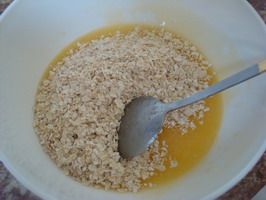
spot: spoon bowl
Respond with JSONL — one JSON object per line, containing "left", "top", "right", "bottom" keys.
{"left": 118, "top": 96, "right": 166, "bottom": 158}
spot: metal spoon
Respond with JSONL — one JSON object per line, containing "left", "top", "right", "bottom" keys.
{"left": 118, "top": 60, "right": 266, "bottom": 159}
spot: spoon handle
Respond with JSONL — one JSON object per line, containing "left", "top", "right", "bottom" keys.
{"left": 165, "top": 60, "right": 266, "bottom": 112}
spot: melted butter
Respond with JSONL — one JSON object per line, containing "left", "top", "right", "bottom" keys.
{"left": 42, "top": 24, "right": 222, "bottom": 189}
{"left": 143, "top": 88, "right": 222, "bottom": 187}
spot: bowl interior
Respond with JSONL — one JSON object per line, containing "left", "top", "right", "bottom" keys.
{"left": 0, "top": 0, "right": 266, "bottom": 200}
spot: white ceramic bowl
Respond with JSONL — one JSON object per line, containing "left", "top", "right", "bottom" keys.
{"left": 1, "top": 0, "right": 266, "bottom": 200}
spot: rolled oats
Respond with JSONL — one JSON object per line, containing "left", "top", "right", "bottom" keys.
{"left": 34, "top": 27, "right": 212, "bottom": 192}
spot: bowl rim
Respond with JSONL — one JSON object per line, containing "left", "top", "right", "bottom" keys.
{"left": 0, "top": 0, "right": 266, "bottom": 200}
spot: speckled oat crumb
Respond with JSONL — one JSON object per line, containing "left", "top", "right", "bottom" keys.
{"left": 34, "top": 27, "right": 212, "bottom": 192}
{"left": 170, "top": 160, "right": 178, "bottom": 168}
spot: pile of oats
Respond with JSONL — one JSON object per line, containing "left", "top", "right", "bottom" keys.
{"left": 34, "top": 27, "right": 212, "bottom": 192}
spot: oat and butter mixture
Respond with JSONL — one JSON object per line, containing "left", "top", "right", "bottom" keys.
{"left": 34, "top": 27, "right": 212, "bottom": 192}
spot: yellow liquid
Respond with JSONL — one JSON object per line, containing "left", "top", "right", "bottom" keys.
{"left": 144, "top": 94, "right": 222, "bottom": 186}
{"left": 43, "top": 24, "right": 223, "bottom": 189}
